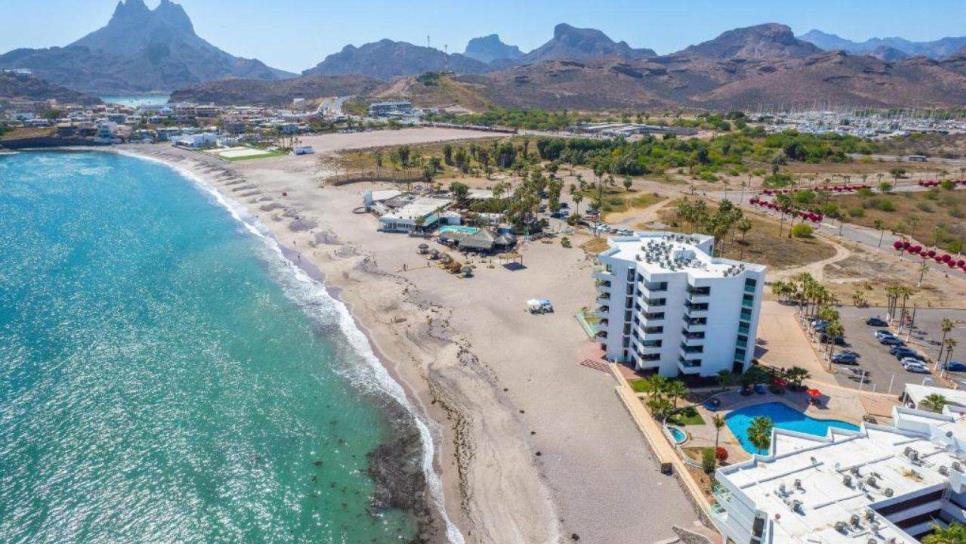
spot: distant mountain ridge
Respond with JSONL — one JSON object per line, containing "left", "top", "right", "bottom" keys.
{"left": 170, "top": 74, "right": 380, "bottom": 106}
{"left": 0, "top": 0, "right": 292, "bottom": 94}
{"left": 0, "top": 71, "right": 101, "bottom": 106}
{"left": 302, "top": 40, "right": 490, "bottom": 80}
{"left": 799, "top": 29, "right": 966, "bottom": 60}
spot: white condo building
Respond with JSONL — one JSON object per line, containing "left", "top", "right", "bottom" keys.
{"left": 594, "top": 232, "right": 766, "bottom": 377}
{"left": 713, "top": 404, "right": 966, "bottom": 543}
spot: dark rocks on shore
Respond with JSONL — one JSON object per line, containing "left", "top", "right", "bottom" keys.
{"left": 366, "top": 399, "right": 445, "bottom": 544}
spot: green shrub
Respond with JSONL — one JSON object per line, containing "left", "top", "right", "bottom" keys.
{"left": 941, "top": 180, "right": 956, "bottom": 190}
{"left": 916, "top": 202, "right": 934, "bottom": 213}
{"left": 848, "top": 207, "right": 865, "bottom": 218}
{"left": 790, "top": 224, "right": 814, "bottom": 238}
{"left": 702, "top": 448, "right": 717, "bottom": 474}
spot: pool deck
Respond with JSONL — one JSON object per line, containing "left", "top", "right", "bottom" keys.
{"left": 682, "top": 388, "right": 871, "bottom": 463}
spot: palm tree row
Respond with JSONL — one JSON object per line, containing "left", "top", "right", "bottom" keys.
{"left": 638, "top": 375, "right": 689, "bottom": 420}
{"left": 771, "top": 272, "right": 837, "bottom": 319}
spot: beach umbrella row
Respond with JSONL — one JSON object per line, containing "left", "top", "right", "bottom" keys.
{"left": 894, "top": 240, "right": 966, "bottom": 272}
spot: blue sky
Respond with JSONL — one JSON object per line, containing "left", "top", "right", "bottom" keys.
{"left": 2, "top": 0, "right": 964, "bottom": 72}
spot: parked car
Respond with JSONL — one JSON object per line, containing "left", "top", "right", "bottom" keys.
{"left": 903, "top": 361, "right": 930, "bottom": 374}
{"left": 875, "top": 330, "right": 896, "bottom": 339}
{"left": 944, "top": 361, "right": 966, "bottom": 372}
{"left": 866, "top": 317, "right": 888, "bottom": 327}
{"left": 880, "top": 336, "right": 904, "bottom": 346}
{"left": 891, "top": 348, "right": 924, "bottom": 361}
{"left": 840, "top": 350, "right": 861, "bottom": 359}
{"left": 832, "top": 352, "right": 859, "bottom": 365}
{"left": 820, "top": 333, "right": 846, "bottom": 346}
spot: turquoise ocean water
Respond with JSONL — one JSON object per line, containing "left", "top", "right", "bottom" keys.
{"left": 0, "top": 151, "right": 432, "bottom": 543}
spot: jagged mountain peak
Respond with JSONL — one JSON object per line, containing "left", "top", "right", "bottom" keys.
{"left": 0, "top": 0, "right": 291, "bottom": 94}
{"left": 464, "top": 34, "right": 523, "bottom": 64}
{"left": 523, "top": 23, "right": 656, "bottom": 63}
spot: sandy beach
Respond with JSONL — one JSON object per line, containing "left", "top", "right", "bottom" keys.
{"left": 116, "top": 130, "right": 699, "bottom": 543}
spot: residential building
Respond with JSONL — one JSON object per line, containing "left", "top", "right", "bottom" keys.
{"left": 713, "top": 404, "right": 966, "bottom": 543}
{"left": 594, "top": 232, "right": 765, "bottom": 377}
{"left": 368, "top": 101, "right": 414, "bottom": 118}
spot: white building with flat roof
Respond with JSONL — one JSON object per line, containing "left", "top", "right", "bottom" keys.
{"left": 713, "top": 405, "right": 966, "bottom": 544}
{"left": 594, "top": 232, "right": 765, "bottom": 377}
{"left": 378, "top": 196, "right": 451, "bottom": 233}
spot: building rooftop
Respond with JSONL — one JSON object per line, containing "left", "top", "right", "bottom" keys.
{"left": 381, "top": 197, "right": 451, "bottom": 222}
{"left": 717, "top": 406, "right": 966, "bottom": 543}
{"left": 600, "top": 232, "right": 765, "bottom": 279}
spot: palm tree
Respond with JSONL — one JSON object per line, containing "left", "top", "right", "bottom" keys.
{"left": 639, "top": 375, "right": 668, "bottom": 399}
{"left": 923, "top": 522, "right": 966, "bottom": 544}
{"left": 785, "top": 367, "right": 811, "bottom": 390}
{"left": 920, "top": 393, "right": 948, "bottom": 413}
{"left": 664, "top": 380, "right": 688, "bottom": 409}
{"left": 938, "top": 318, "right": 956, "bottom": 361}
{"left": 944, "top": 338, "right": 958, "bottom": 365}
{"left": 712, "top": 415, "right": 725, "bottom": 449}
{"left": 748, "top": 416, "right": 774, "bottom": 453}
{"left": 873, "top": 219, "right": 886, "bottom": 248}
{"left": 826, "top": 321, "right": 845, "bottom": 362}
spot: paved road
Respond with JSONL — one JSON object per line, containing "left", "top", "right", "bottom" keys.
{"left": 827, "top": 307, "right": 966, "bottom": 396}
{"left": 705, "top": 185, "right": 966, "bottom": 263}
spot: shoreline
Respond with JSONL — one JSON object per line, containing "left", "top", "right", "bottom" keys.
{"left": 106, "top": 144, "right": 559, "bottom": 543}
{"left": 56, "top": 140, "right": 701, "bottom": 543}
{"left": 115, "top": 147, "right": 464, "bottom": 542}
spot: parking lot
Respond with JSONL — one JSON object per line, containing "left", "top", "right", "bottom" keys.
{"left": 827, "top": 307, "right": 966, "bottom": 395}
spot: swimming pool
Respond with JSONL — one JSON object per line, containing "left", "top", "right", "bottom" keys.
{"left": 666, "top": 425, "right": 688, "bottom": 444}
{"left": 439, "top": 225, "right": 480, "bottom": 235}
{"left": 725, "top": 402, "right": 859, "bottom": 455}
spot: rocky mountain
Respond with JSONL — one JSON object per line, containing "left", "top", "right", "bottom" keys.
{"left": 0, "top": 0, "right": 291, "bottom": 95}
{"left": 398, "top": 24, "right": 966, "bottom": 111}
{"left": 867, "top": 46, "right": 909, "bottom": 62}
{"left": 0, "top": 71, "right": 101, "bottom": 106}
{"left": 799, "top": 29, "right": 966, "bottom": 60}
{"left": 302, "top": 40, "right": 490, "bottom": 81}
{"left": 169, "top": 74, "right": 380, "bottom": 106}
{"left": 463, "top": 34, "right": 523, "bottom": 64}
{"left": 679, "top": 23, "right": 822, "bottom": 60}
{"left": 521, "top": 23, "right": 656, "bottom": 63}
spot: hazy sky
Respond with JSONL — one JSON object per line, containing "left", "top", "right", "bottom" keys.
{"left": 2, "top": 0, "right": 965, "bottom": 73}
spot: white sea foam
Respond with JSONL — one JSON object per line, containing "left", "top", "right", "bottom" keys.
{"left": 117, "top": 149, "right": 465, "bottom": 544}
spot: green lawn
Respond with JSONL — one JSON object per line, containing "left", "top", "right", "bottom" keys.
{"left": 669, "top": 407, "right": 705, "bottom": 426}
{"left": 221, "top": 149, "right": 288, "bottom": 162}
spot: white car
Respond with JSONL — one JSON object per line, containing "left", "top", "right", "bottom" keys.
{"left": 902, "top": 361, "right": 930, "bottom": 374}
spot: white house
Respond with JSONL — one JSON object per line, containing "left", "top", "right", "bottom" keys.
{"left": 594, "top": 232, "right": 765, "bottom": 377}
{"left": 378, "top": 197, "right": 452, "bottom": 233}
{"left": 714, "top": 405, "right": 966, "bottom": 543}
{"left": 174, "top": 132, "right": 217, "bottom": 148}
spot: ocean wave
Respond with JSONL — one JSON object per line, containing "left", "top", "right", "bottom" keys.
{"left": 118, "top": 150, "right": 464, "bottom": 544}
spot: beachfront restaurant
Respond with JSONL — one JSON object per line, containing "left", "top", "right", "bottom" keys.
{"left": 378, "top": 197, "right": 452, "bottom": 233}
